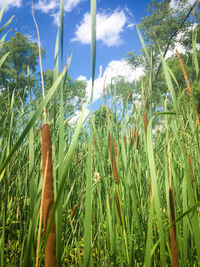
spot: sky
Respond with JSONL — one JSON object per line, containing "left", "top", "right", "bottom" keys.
{"left": 1, "top": 0, "right": 150, "bottom": 102}
{"left": 0, "top": 0, "right": 197, "bottom": 121}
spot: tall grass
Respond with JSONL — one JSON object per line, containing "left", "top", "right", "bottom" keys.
{"left": 0, "top": 0, "right": 200, "bottom": 266}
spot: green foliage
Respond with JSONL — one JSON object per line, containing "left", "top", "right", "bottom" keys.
{"left": 43, "top": 69, "right": 87, "bottom": 117}
{"left": 0, "top": 32, "right": 44, "bottom": 99}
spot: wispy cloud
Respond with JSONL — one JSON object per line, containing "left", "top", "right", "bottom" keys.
{"left": 33, "top": 0, "right": 83, "bottom": 26}
{"left": 0, "top": 0, "right": 22, "bottom": 9}
{"left": 25, "top": 33, "right": 38, "bottom": 43}
{"left": 70, "top": 59, "right": 143, "bottom": 125}
{"left": 77, "top": 59, "right": 144, "bottom": 103}
{"left": 72, "top": 9, "right": 128, "bottom": 47}
{"left": 34, "top": 0, "right": 83, "bottom": 14}
{"left": 34, "top": 0, "right": 58, "bottom": 14}
{"left": 64, "top": 0, "right": 83, "bottom": 12}
{"left": 170, "top": 0, "right": 197, "bottom": 10}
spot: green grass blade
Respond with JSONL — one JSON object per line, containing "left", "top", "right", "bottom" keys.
{"left": 56, "top": 2, "right": 65, "bottom": 261}
{"left": 53, "top": 30, "right": 59, "bottom": 128}
{"left": 136, "top": 25, "right": 151, "bottom": 67}
{"left": 60, "top": 0, "right": 64, "bottom": 68}
{"left": 0, "top": 0, "right": 7, "bottom": 23}
{"left": 0, "top": 65, "right": 67, "bottom": 175}
{"left": 161, "top": 55, "right": 178, "bottom": 115}
{"left": 192, "top": 30, "right": 199, "bottom": 78}
{"left": 147, "top": 118, "right": 166, "bottom": 266}
{"left": 0, "top": 15, "right": 14, "bottom": 35}
{"left": 84, "top": 120, "right": 93, "bottom": 266}
{"left": 0, "top": 51, "right": 10, "bottom": 68}
{"left": 90, "top": 0, "right": 96, "bottom": 103}
{"left": 144, "top": 199, "right": 153, "bottom": 267}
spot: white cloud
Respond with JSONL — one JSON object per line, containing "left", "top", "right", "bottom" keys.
{"left": 170, "top": 0, "right": 196, "bottom": 10}
{"left": 127, "top": 23, "right": 134, "bottom": 29}
{"left": 0, "top": 0, "right": 22, "bottom": 9}
{"left": 77, "top": 75, "right": 87, "bottom": 81}
{"left": 68, "top": 107, "right": 90, "bottom": 127}
{"left": 83, "top": 59, "right": 144, "bottom": 103}
{"left": 34, "top": 0, "right": 83, "bottom": 17}
{"left": 64, "top": 0, "right": 83, "bottom": 12}
{"left": 51, "top": 11, "right": 60, "bottom": 26}
{"left": 165, "top": 43, "right": 186, "bottom": 59}
{"left": 164, "top": 26, "right": 198, "bottom": 59}
{"left": 72, "top": 9, "right": 127, "bottom": 47}
{"left": 69, "top": 59, "right": 143, "bottom": 126}
{"left": 25, "top": 33, "right": 38, "bottom": 43}
{"left": 34, "top": 0, "right": 57, "bottom": 13}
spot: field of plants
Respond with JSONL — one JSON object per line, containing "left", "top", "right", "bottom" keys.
{"left": 0, "top": 0, "right": 200, "bottom": 266}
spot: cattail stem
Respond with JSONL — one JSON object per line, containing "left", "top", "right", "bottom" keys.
{"left": 144, "top": 112, "right": 148, "bottom": 142}
{"left": 41, "top": 124, "right": 57, "bottom": 267}
{"left": 115, "top": 189, "right": 122, "bottom": 226}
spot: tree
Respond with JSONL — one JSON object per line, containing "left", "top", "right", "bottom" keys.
{"left": 94, "top": 105, "right": 119, "bottom": 131}
{"left": 0, "top": 32, "right": 44, "bottom": 99}
{"left": 43, "top": 69, "right": 87, "bottom": 117}
{"left": 125, "top": 0, "right": 200, "bottom": 112}
{"left": 106, "top": 75, "right": 141, "bottom": 110}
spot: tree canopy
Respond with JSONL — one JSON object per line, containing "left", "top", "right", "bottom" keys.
{"left": 0, "top": 32, "right": 43, "bottom": 99}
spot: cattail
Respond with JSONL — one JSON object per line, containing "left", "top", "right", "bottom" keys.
{"left": 123, "top": 134, "right": 126, "bottom": 147}
{"left": 41, "top": 124, "right": 57, "bottom": 267}
{"left": 183, "top": 146, "right": 194, "bottom": 182}
{"left": 67, "top": 204, "right": 77, "bottom": 224}
{"left": 75, "top": 151, "right": 79, "bottom": 164}
{"left": 176, "top": 49, "right": 199, "bottom": 125}
{"left": 107, "top": 195, "right": 110, "bottom": 207}
{"left": 112, "top": 150, "right": 118, "bottom": 184}
{"left": 169, "top": 187, "right": 179, "bottom": 267}
{"left": 136, "top": 132, "right": 140, "bottom": 150}
{"left": 129, "top": 127, "right": 132, "bottom": 145}
{"left": 188, "top": 156, "right": 194, "bottom": 182}
{"left": 109, "top": 133, "right": 112, "bottom": 160}
{"left": 92, "top": 211, "right": 94, "bottom": 225}
{"left": 94, "top": 138, "right": 97, "bottom": 148}
{"left": 115, "top": 189, "right": 122, "bottom": 226}
{"left": 133, "top": 126, "right": 136, "bottom": 143}
{"left": 143, "top": 112, "right": 148, "bottom": 142}
{"left": 113, "top": 137, "right": 117, "bottom": 156}
{"left": 111, "top": 137, "right": 118, "bottom": 184}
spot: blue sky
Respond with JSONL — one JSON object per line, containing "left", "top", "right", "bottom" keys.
{"left": 1, "top": 1, "right": 149, "bottom": 88}
{"left": 1, "top": 0, "right": 195, "bottom": 117}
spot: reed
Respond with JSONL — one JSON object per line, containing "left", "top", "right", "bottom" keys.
{"left": 41, "top": 124, "right": 56, "bottom": 266}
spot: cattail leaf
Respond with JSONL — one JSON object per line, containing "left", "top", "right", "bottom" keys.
{"left": 53, "top": 30, "right": 59, "bottom": 128}
{"left": 90, "top": 0, "right": 96, "bottom": 103}
{"left": 84, "top": 120, "right": 93, "bottom": 266}
{"left": 0, "top": 15, "right": 14, "bottom": 35}
{"left": 192, "top": 30, "right": 199, "bottom": 78}
{"left": 147, "top": 118, "right": 166, "bottom": 266}
{"left": 136, "top": 25, "right": 151, "bottom": 67}
{"left": 0, "top": 51, "right": 10, "bottom": 69}
{"left": 144, "top": 199, "right": 153, "bottom": 267}
{"left": 171, "top": 121, "right": 200, "bottom": 262}
{"left": 56, "top": 2, "right": 65, "bottom": 261}
{"left": 0, "top": 64, "right": 67, "bottom": 175}
{"left": 161, "top": 55, "right": 178, "bottom": 116}
{"left": 0, "top": 0, "right": 7, "bottom": 24}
